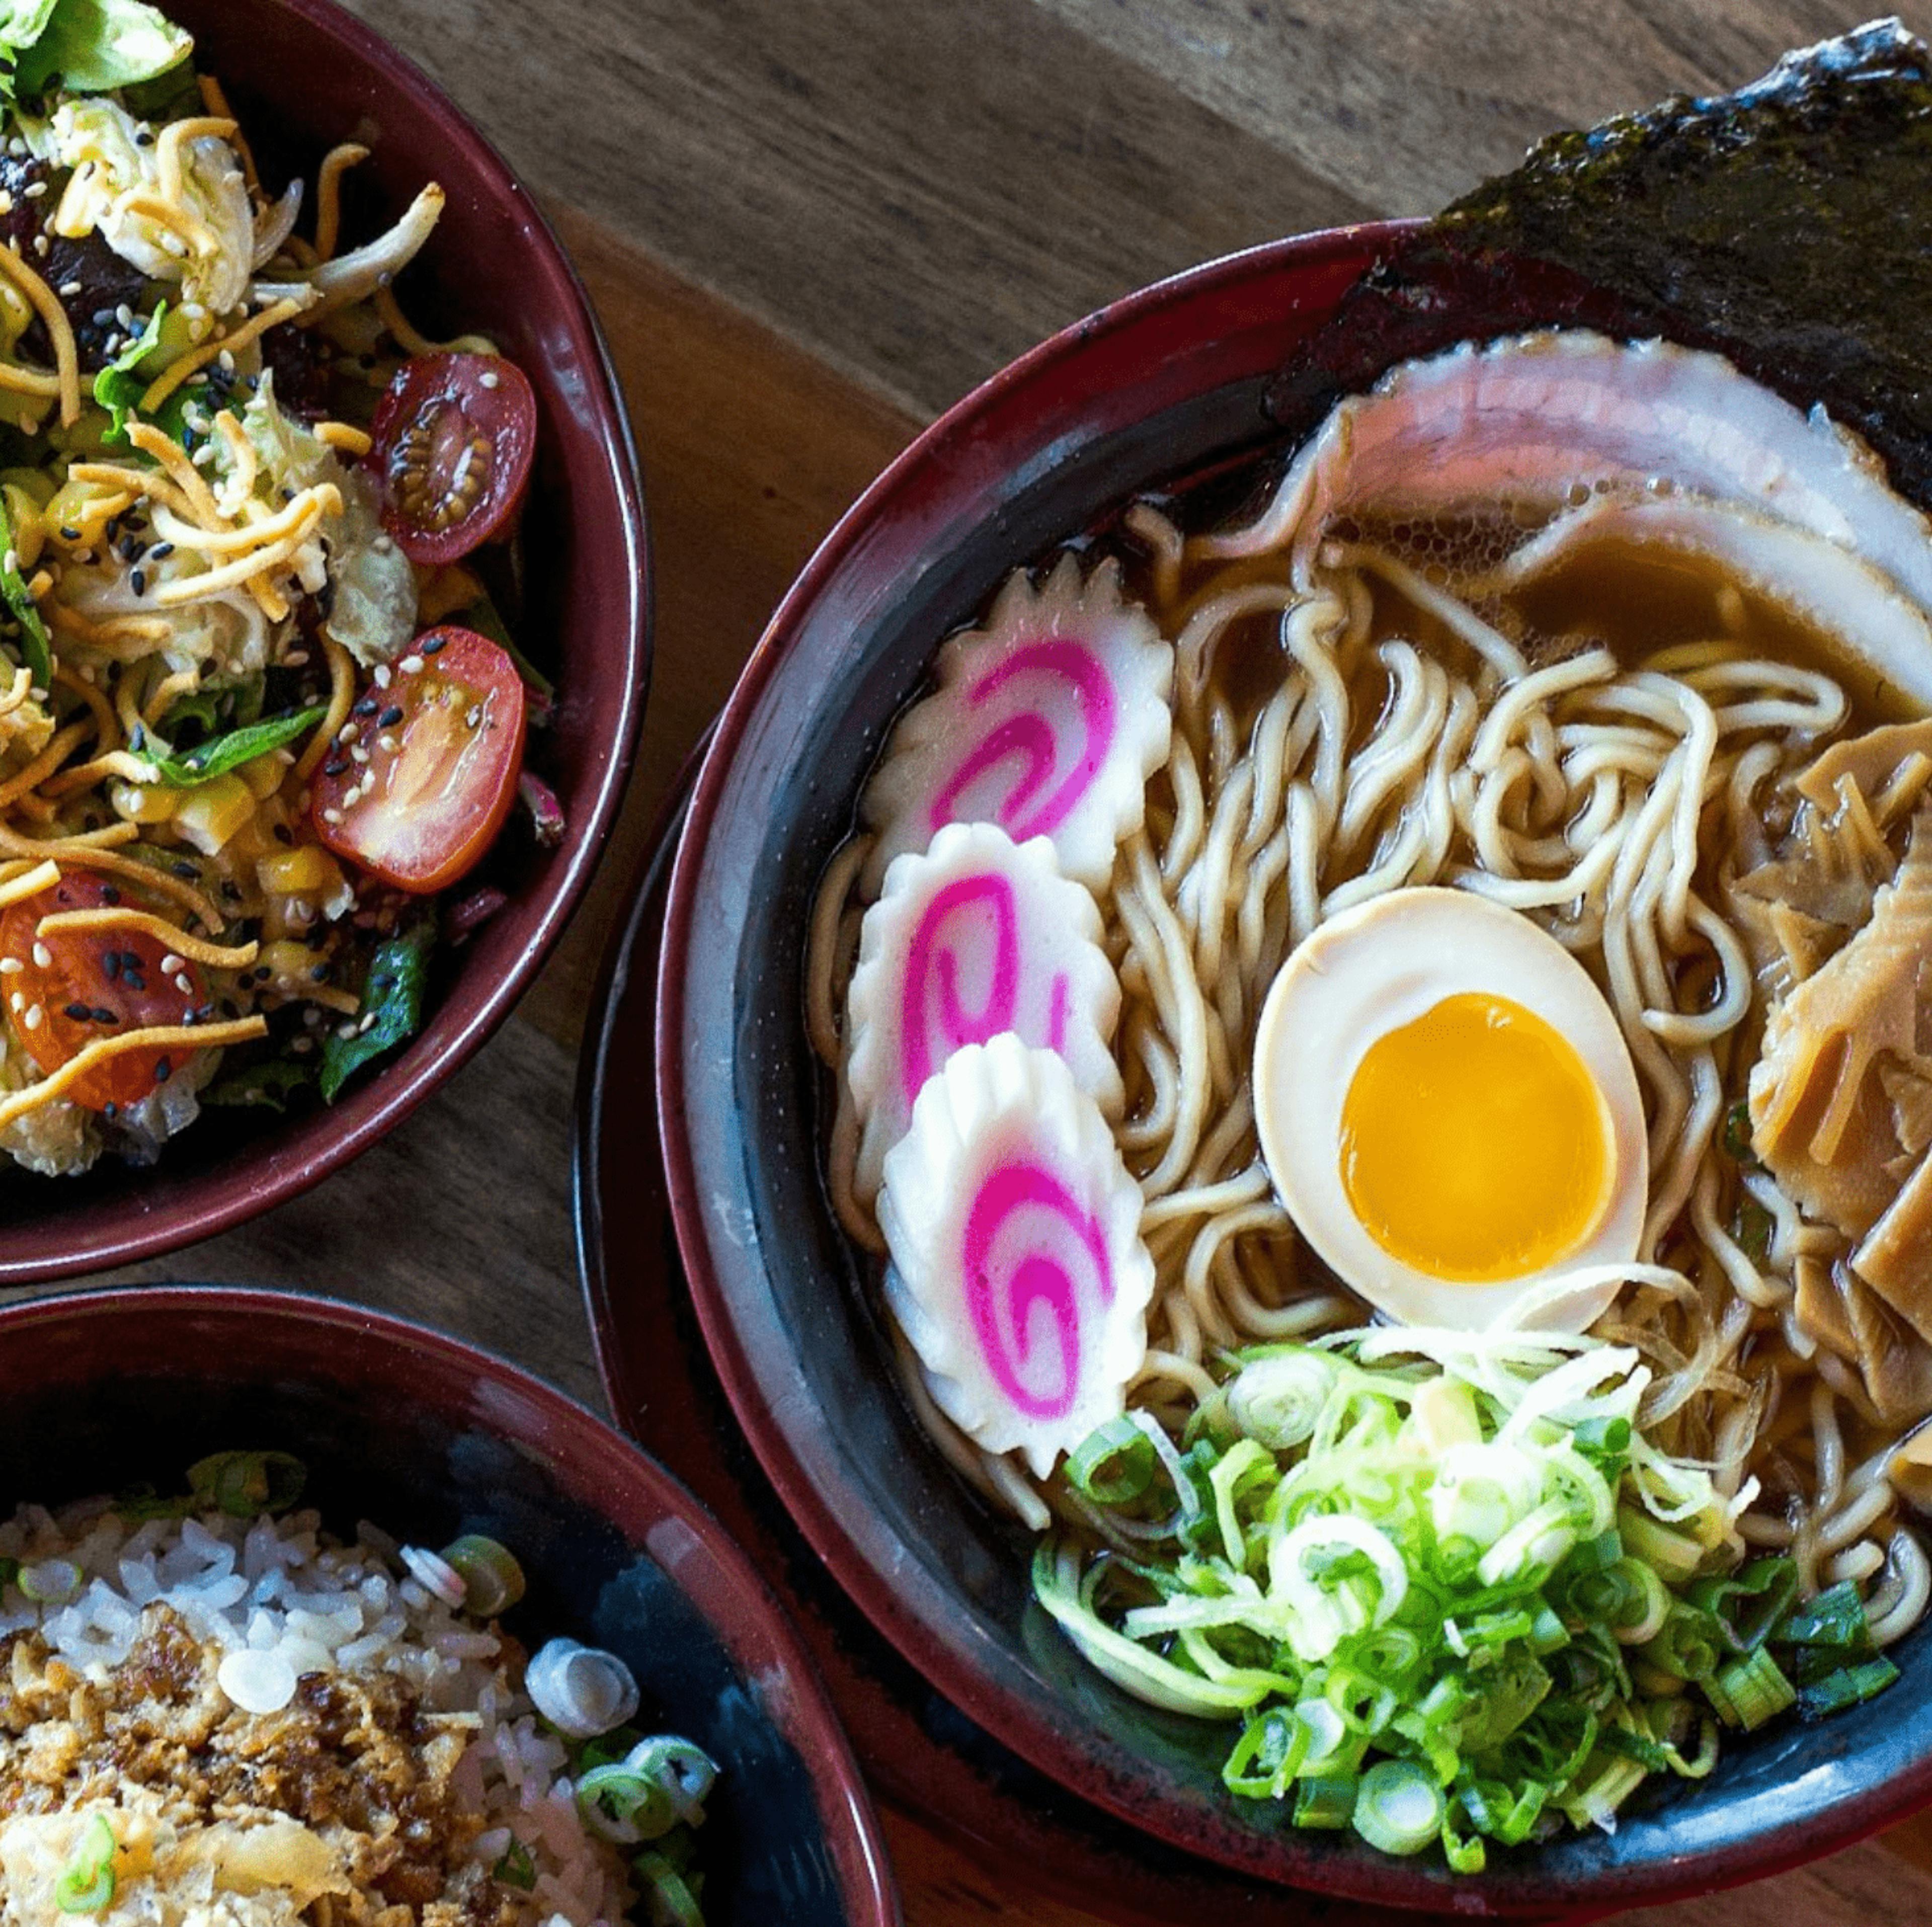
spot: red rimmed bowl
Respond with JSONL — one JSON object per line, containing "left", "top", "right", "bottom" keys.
{"left": 653, "top": 223, "right": 1932, "bottom": 1916}
{"left": 0, "top": 1285, "right": 897, "bottom": 1926}
{"left": 0, "top": 0, "right": 647, "bottom": 1280}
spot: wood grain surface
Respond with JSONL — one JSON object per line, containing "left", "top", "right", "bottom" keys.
{"left": 21, "top": 2, "right": 1932, "bottom": 1920}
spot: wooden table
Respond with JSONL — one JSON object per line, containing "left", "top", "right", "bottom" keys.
{"left": 40, "top": 1, "right": 1932, "bottom": 1920}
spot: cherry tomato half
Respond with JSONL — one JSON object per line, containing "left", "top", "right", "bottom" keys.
{"left": 310, "top": 624, "right": 527, "bottom": 894}
{"left": 369, "top": 352, "right": 537, "bottom": 565}
{"left": 0, "top": 873, "right": 207, "bottom": 1112}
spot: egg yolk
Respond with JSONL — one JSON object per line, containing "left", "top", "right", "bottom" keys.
{"left": 1339, "top": 991, "right": 1613, "bottom": 1282}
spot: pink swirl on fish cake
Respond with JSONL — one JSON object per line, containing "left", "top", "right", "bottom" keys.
{"left": 928, "top": 640, "right": 1116, "bottom": 842}
{"left": 961, "top": 1158, "right": 1114, "bottom": 1421}
{"left": 899, "top": 873, "right": 1021, "bottom": 1105}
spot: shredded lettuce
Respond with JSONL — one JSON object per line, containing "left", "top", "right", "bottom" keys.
{"left": 1039, "top": 1334, "right": 1895, "bottom": 1870}
{"left": 15, "top": 0, "right": 190, "bottom": 97}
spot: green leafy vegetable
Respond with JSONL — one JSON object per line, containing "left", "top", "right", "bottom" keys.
{"left": 319, "top": 912, "right": 436, "bottom": 1102}
{"left": 0, "top": 487, "right": 50, "bottom": 692}
{"left": 200, "top": 1055, "right": 316, "bottom": 1114}
{"left": 93, "top": 302, "right": 174, "bottom": 446}
{"left": 15, "top": 0, "right": 191, "bottom": 97}
{"left": 144, "top": 705, "right": 325, "bottom": 787}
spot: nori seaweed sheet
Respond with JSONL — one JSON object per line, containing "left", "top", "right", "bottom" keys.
{"left": 1267, "top": 19, "right": 1932, "bottom": 509}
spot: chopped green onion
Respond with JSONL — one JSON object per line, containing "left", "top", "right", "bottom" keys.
{"left": 576, "top": 1762, "right": 675, "bottom": 1843}
{"left": 492, "top": 1835, "right": 537, "bottom": 1891}
{"left": 20, "top": 1558, "right": 81, "bottom": 1605}
{"left": 633, "top": 1848, "right": 707, "bottom": 1927}
{"left": 1705, "top": 1645, "right": 1795, "bottom": 1731}
{"left": 1638, "top": 1602, "right": 1726, "bottom": 1682}
{"left": 1688, "top": 1556, "right": 1797, "bottom": 1654}
{"left": 1734, "top": 1195, "right": 1774, "bottom": 1264}
{"left": 1293, "top": 1772, "right": 1357, "bottom": 1829}
{"left": 55, "top": 1813, "right": 116, "bottom": 1914}
{"left": 1721, "top": 1100, "right": 1759, "bottom": 1164}
{"left": 1775, "top": 1580, "right": 1870, "bottom": 1652}
{"left": 1616, "top": 1507, "right": 1704, "bottom": 1585}
{"left": 1223, "top": 1706, "right": 1309, "bottom": 1798}
{"left": 1352, "top": 1760, "right": 1445, "bottom": 1856}
{"left": 1571, "top": 1416, "right": 1632, "bottom": 1458}
{"left": 1439, "top": 1798, "right": 1488, "bottom": 1874}
{"left": 1067, "top": 1417, "right": 1156, "bottom": 1505}
{"left": 187, "top": 1451, "right": 306, "bottom": 1517}
{"left": 442, "top": 1535, "right": 527, "bottom": 1617}
{"left": 1796, "top": 1657, "right": 1899, "bottom": 1719}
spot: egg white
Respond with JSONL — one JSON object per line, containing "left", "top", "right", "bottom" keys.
{"left": 1252, "top": 887, "right": 1647, "bottom": 1333}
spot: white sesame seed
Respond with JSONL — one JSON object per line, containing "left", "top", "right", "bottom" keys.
{"left": 7, "top": 992, "right": 21, "bottom": 1013}
{"left": 321, "top": 807, "right": 343, "bottom": 824}
{"left": 56, "top": 281, "right": 79, "bottom": 298}
{"left": 0, "top": 957, "right": 19, "bottom": 974}
{"left": 217, "top": 348, "right": 235, "bottom": 373}
{"left": 342, "top": 784, "right": 362, "bottom": 807}
{"left": 284, "top": 650, "right": 309, "bottom": 666}
{"left": 399, "top": 655, "right": 423, "bottom": 675}
{"left": 336, "top": 722, "right": 358, "bottom": 744}
{"left": 358, "top": 1012, "right": 376, "bottom": 1033}
{"left": 31, "top": 234, "right": 47, "bottom": 258}
{"left": 479, "top": 370, "right": 501, "bottom": 389}
{"left": 173, "top": 973, "right": 192, "bottom": 995}
{"left": 372, "top": 534, "right": 393, "bottom": 554}
{"left": 464, "top": 705, "right": 481, "bottom": 729}
{"left": 336, "top": 1021, "right": 357, "bottom": 1039}
{"left": 349, "top": 745, "right": 368, "bottom": 765}
{"left": 377, "top": 733, "right": 398, "bottom": 754}
{"left": 23, "top": 1004, "right": 41, "bottom": 1030}
{"left": 3, "top": 549, "right": 16, "bottom": 576}
{"left": 30, "top": 943, "right": 49, "bottom": 968}
{"left": 160, "top": 953, "right": 183, "bottom": 975}
{"left": 373, "top": 665, "right": 391, "bottom": 689}
{"left": 115, "top": 304, "right": 133, "bottom": 329}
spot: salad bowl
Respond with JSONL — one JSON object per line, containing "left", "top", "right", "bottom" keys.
{"left": 0, "top": 0, "right": 647, "bottom": 1278}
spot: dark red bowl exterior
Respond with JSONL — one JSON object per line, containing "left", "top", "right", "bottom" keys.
{"left": 0, "top": 0, "right": 648, "bottom": 1279}
{"left": 655, "top": 224, "right": 1932, "bottom": 1915}
{"left": 0, "top": 1286, "right": 896, "bottom": 1927}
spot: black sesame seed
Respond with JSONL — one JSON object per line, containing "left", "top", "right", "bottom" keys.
{"left": 352, "top": 697, "right": 379, "bottom": 717}
{"left": 130, "top": 568, "right": 146, "bottom": 596}
{"left": 103, "top": 951, "right": 121, "bottom": 980}
{"left": 91, "top": 1005, "right": 116, "bottom": 1024}
{"left": 61, "top": 1001, "right": 91, "bottom": 1020}
{"left": 152, "top": 1056, "right": 171, "bottom": 1082}
{"left": 323, "top": 758, "right": 348, "bottom": 776}
{"left": 420, "top": 635, "right": 446, "bottom": 655}
{"left": 122, "top": 972, "right": 145, "bottom": 992}
{"left": 309, "top": 964, "right": 329, "bottom": 983}
{"left": 90, "top": 307, "right": 114, "bottom": 326}
{"left": 102, "top": 1100, "right": 117, "bottom": 1119}
{"left": 100, "top": 886, "right": 119, "bottom": 906}
{"left": 379, "top": 705, "right": 404, "bottom": 728}
{"left": 273, "top": 823, "right": 293, "bottom": 844}
{"left": 170, "top": 860, "right": 197, "bottom": 879}
{"left": 148, "top": 542, "right": 174, "bottom": 560}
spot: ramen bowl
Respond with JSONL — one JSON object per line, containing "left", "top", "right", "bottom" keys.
{"left": 654, "top": 224, "right": 1932, "bottom": 1915}
{"left": 0, "top": 1286, "right": 895, "bottom": 1925}
{"left": 0, "top": 0, "right": 647, "bottom": 1279}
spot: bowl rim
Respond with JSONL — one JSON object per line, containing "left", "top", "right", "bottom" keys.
{"left": 0, "top": 0, "right": 651, "bottom": 1283}
{"left": 654, "top": 218, "right": 1932, "bottom": 1913}
{"left": 0, "top": 1280, "right": 900, "bottom": 1927}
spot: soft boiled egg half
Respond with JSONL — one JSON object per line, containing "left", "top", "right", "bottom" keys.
{"left": 1253, "top": 887, "right": 1647, "bottom": 1332}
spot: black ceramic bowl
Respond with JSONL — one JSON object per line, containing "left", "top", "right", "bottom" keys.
{"left": 654, "top": 223, "right": 1932, "bottom": 1916}
{"left": 0, "top": 1287, "right": 897, "bottom": 1927}
{"left": 0, "top": 0, "right": 649, "bottom": 1280}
